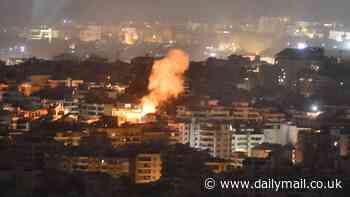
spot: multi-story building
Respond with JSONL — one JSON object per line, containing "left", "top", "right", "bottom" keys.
{"left": 133, "top": 153, "right": 162, "bottom": 184}
{"left": 29, "top": 26, "right": 59, "bottom": 43}
{"left": 339, "top": 130, "right": 350, "bottom": 157}
{"left": 79, "top": 25, "right": 102, "bottom": 42}
{"left": 275, "top": 47, "right": 326, "bottom": 89}
{"left": 329, "top": 30, "right": 350, "bottom": 42}
{"left": 20, "top": 106, "right": 48, "bottom": 121}
{"left": 54, "top": 131, "right": 83, "bottom": 147}
{"left": 0, "top": 110, "right": 31, "bottom": 133}
{"left": 330, "top": 127, "right": 350, "bottom": 157}
{"left": 11, "top": 136, "right": 63, "bottom": 171}
{"left": 295, "top": 130, "right": 337, "bottom": 169}
{"left": 205, "top": 159, "right": 235, "bottom": 173}
{"left": 62, "top": 99, "right": 80, "bottom": 115}
{"left": 176, "top": 105, "right": 232, "bottom": 121}
{"left": 259, "top": 108, "right": 286, "bottom": 123}
{"left": 97, "top": 123, "right": 179, "bottom": 148}
{"left": 232, "top": 125, "right": 264, "bottom": 157}
{"left": 63, "top": 156, "right": 130, "bottom": 177}
{"left": 263, "top": 123, "right": 282, "bottom": 144}
{"left": 264, "top": 122, "right": 307, "bottom": 146}
{"left": 9, "top": 118, "right": 31, "bottom": 132}
{"left": 232, "top": 102, "right": 262, "bottom": 122}
{"left": 186, "top": 120, "right": 232, "bottom": 159}
{"left": 111, "top": 104, "right": 144, "bottom": 126}
{"left": 167, "top": 121, "right": 188, "bottom": 144}
{"left": 80, "top": 103, "right": 105, "bottom": 118}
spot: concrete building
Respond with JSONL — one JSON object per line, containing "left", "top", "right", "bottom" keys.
{"left": 111, "top": 104, "right": 143, "bottom": 126}
{"left": 63, "top": 156, "right": 130, "bottom": 177}
{"left": 275, "top": 47, "right": 325, "bottom": 89}
{"left": 232, "top": 130, "right": 264, "bottom": 157}
{"left": 205, "top": 159, "right": 235, "bottom": 173}
{"left": 79, "top": 25, "right": 102, "bottom": 42}
{"left": 264, "top": 122, "right": 307, "bottom": 146}
{"left": 167, "top": 121, "right": 188, "bottom": 144}
{"left": 133, "top": 153, "right": 162, "bottom": 184}
{"left": 54, "top": 131, "right": 83, "bottom": 147}
{"left": 232, "top": 102, "right": 262, "bottom": 122}
{"left": 62, "top": 99, "right": 80, "bottom": 115}
{"left": 176, "top": 105, "right": 232, "bottom": 121}
{"left": 80, "top": 103, "right": 105, "bottom": 118}
{"left": 29, "top": 26, "right": 59, "bottom": 43}
{"left": 295, "top": 130, "right": 337, "bottom": 169}
{"left": 187, "top": 120, "right": 232, "bottom": 159}
{"left": 259, "top": 108, "right": 286, "bottom": 123}
{"left": 330, "top": 127, "right": 350, "bottom": 158}
{"left": 97, "top": 123, "right": 178, "bottom": 148}
{"left": 339, "top": 131, "right": 350, "bottom": 157}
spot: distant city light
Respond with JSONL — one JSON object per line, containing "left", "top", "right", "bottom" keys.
{"left": 20, "top": 46, "right": 25, "bottom": 53}
{"left": 209, "top": 52, "right": 217, "bottom": 57}
{"left": 297, "top": 42, "right": 308, "bottom": 49}
{"left": 334, "top": 141, "right": 338, "bottom": 147}
{"left": 311, "top": 104, "right": 319, "bottom": 112}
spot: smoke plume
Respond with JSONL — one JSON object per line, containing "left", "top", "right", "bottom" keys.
{"left": 141, "top": 49, "right": 189, "bottom": 114}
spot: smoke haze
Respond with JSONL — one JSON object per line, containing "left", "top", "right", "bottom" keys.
{"left": 2, "top": 0, "right": 350, "bottom": 25}
{"left": 141, "top": 49, "right": 190, "bottom": 114}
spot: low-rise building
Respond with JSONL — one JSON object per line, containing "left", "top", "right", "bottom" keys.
{"left": 205, "top": 159, "right": 235, "bottom": 173}
{"left": 63, "top": 156, "right": 130, "bottom": 177}
{"left": 54, "top": 131, "right": 83, "bottom": 147}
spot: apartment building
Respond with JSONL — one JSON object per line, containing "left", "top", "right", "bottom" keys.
{"left": 232, "top": 125, "right": 264, "bottom": 156}
{"left": 133, "top": 153, "right": 162, "bottom": 184}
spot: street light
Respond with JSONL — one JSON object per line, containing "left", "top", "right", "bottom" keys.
{"left": 311, "top": 104, "right": 319, "bottom": 112}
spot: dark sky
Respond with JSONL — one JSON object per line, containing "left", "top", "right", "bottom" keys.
{"left": 0, "top": 0, "right": 349, "bottom": 25}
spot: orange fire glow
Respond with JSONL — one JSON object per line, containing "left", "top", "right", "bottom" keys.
{"left": 141, "top": 49, "right": 189, "bottom": 115}
{"left": 141, "top": 98, "right": 157, "bottom": 116}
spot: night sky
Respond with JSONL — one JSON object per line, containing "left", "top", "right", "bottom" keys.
{"left": 1, "top": 0, "right": 350, "bottom": 25}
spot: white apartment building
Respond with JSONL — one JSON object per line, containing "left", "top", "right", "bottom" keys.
{"left": 185, "top": 119, "right": 232, "bottom": 159}
{"left": 231, "top": 125, "right": 264, "bottom": 157}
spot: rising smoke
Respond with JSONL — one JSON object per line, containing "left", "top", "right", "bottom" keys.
{"left": 141, "top": 49, "right": 190, "bottom": 114}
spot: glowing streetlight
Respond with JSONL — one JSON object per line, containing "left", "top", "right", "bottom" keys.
{"left": 297, "top": 42, "right": 308, "bottom": 50}
{"left": 311, "top": 104, "right": 319, "bottom": 112}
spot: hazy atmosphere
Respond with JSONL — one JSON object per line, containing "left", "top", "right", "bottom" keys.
{"left": 2, "top": 0, "right": 350, "bottom": 24}
{"left": 2, "top": 1, "right": 350, "bottom": 197}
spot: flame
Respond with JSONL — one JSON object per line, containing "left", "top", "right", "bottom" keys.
{"left": 141, "top": 49, "right": 189, "bottom": 115}
{"left": 141, "top": 98, "right": 157, "bottom": 116}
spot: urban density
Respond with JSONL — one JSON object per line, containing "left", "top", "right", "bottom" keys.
{"left": 1, "top": 0, "right": 350, "bottom": 197}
